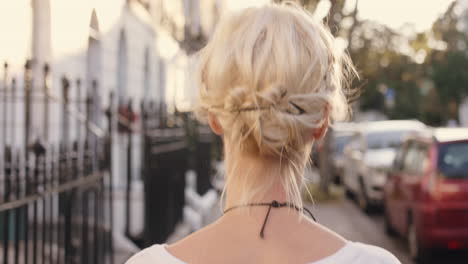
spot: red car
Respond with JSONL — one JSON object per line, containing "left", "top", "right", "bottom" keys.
{"left": 383, "top": 128, "right": 468, "bottom": 262}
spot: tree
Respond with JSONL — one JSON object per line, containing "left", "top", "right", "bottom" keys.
{"left": 426, "top": 2, "right": 468, "bottom": 124}
{"left": 275, "top": 0, "right": 468, "bottom": 192}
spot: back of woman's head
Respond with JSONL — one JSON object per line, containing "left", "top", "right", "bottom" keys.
{"left": 195, "top": 2, "right": 356, "bottom": 208}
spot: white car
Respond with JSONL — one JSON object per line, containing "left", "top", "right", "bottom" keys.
{"left": 342, "top": 120, "right": 426, "bottom": 212}
{"left": 329, "top": 123, "right": 357, "bottom": 184}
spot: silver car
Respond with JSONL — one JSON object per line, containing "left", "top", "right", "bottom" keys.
{"left": 342, "top": 120, "right": 426, "bottom": 212}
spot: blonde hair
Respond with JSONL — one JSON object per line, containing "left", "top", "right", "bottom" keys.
{"left": 194, "top": 2, "right": 356, "bottom": 210}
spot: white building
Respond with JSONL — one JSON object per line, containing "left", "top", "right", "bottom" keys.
{"left": 0, "top": 0, "right": 167, "bottom": 143}
{"left": 0, "top": 0, "right": 221, "bottom": 248}
{"left": 1, "top": 1, "right": 167, "bottom": 253}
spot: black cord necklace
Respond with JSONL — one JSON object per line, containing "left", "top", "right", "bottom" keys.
{"left": 223, "top": 200, "right": 317, "bottom": 239}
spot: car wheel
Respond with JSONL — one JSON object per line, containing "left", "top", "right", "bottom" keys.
{"left": 357, "top": 180, "right": 371, "bottom": 213}
{"left": 384, "top": 207, "right": 397, "bottom": 236}
{"left": 408, "top": 221, "right": 428, "bottom": 263}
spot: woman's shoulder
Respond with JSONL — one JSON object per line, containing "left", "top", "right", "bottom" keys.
{"left": 337, "top": 242, "right": 401, "bottom": 264}
{"left": 125, "top": 244, "right": 185, "bottom": 264}
{"left": 125, "top": 241, "right": 400, "bottom": 264}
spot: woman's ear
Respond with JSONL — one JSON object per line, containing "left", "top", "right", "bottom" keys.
{"left": 208, "top": 113, "right": 223, "bottom": 135}
{"left": 312, "top": 118, "right": 329, "bottom": 140}
{"left": 312, "top": 106, "right": 330, "bottom": 141}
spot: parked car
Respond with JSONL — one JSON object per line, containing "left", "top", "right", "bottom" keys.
{"left": 311, "top": 123, "right": 355, "bottom": 184}
{"left": 343, "top": 120, "right": 426, "bottom": 212}
{"left": 384, "top": 128, "right": 468, "bottom": 262}
{"left": 329, "top": 123, "right": 356, "bottom": 184}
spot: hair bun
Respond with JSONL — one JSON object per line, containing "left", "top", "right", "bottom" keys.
{"left": 256, "top": 84, "right": 288, "bottom": 109}
{"left": 225, "top": 85, "right": 251, "bottom": 111}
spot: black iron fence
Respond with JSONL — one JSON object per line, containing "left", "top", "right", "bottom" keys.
{"left": 122, "top": 101, "right": 218, "bottom": 248}
{"left": 0, "top": 61, "right": 113, "bottom": 264}
{"left": 1, "top": 59, "right": 220, "bottom": 263}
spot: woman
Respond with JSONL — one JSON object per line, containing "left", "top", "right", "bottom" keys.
{"left": 127, "top": 2, "right": 400, "bottom": 263}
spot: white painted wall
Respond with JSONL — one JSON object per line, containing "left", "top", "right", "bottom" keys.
{"left": 0, "top": 1, "right": 162, "bottom": 231}
{"left": 0, "top": 0, "right": 164, "bottom": 144}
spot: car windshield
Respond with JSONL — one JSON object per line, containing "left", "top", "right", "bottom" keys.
{"left": 438, "top": 141, "right": 468, "bottom": 179}
{"left": 333, "top": 134, "right": 353, "bottom": 154}
{"left": 365, "top": 130, "right": 409, "bottom": 150}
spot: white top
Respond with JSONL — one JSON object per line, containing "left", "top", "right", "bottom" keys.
{"left": 126, "top": 241, "right": 401, "bottom": 264}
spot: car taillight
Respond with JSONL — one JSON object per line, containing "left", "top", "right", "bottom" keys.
{"left": 448, "top": 241, "right": 462, "bottom": 250}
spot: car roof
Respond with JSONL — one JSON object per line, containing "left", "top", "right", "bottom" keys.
{"left": 331, "top": 122, "right": 357, "bottom": 132}
{"left": 433, "top": 128, "right": 468, "bottom": 143}
{"left": 406, "top": 127, "right": 468, "bottom": 143}
{"left": 360, "top": 120, "right": 426, "bottom": 133}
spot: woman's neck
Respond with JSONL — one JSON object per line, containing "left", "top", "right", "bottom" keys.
{"left": 223, "top": 149, "right": 289, "bottom": 210}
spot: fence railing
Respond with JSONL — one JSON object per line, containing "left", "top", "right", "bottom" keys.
{"left": 120, "top": 91, "right": 219, "bottom": 248}
{"left": 0, "top": 61, "right": 113, "bottom": 264}
{"left": 1, "top": 58, "right": 220, "bottom": 263}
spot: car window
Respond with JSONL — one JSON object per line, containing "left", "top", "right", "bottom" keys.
{"left": 416, "top": 145, "right": 430, "bottom": 175}
{"left": 365, "top": 131, "right": 403, "bottom": 149}
{"left": 332, "top": 134, "right": 353, "bottom": 154}
{"left": 364, "top": 129, "right": 418, "bottom": 150}
{"left": 402, "top": 142, "right": 429, "bottom": 175}
{"left": 346, "top": 134, "right": 361, "bottom": 151}
{"left": 393, "top": 142, "right": 408, "bottom": 171}
{"left": 438, "top": 141, "right": 468, "bottom": 179}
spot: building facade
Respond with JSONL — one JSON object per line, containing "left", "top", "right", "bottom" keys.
{"left": 1, "top": 0, "right": 226, "bottom": 255}
{"left": 1, "top": 0, "right": 165, "bottom": 143}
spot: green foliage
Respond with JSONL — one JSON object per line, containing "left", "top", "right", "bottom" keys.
{"left": 278, "top": 0, "right": 468, "bottom": 125}
{"left": 432, "top": 50, "right": 468, "bottom": 103}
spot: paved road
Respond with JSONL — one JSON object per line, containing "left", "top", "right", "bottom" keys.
{"left": 307, "top": 199, "right": 468, "bottom": 264}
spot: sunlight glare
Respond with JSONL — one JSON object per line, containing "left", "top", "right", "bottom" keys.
{"left": 0, "top": 0, "right": 31, "bottom": 70}
{"left": 224, "top": 0, "right": 270, "bottom": 11}
{"left": 358, "top": 0, "right": 456, "bottom": 32}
